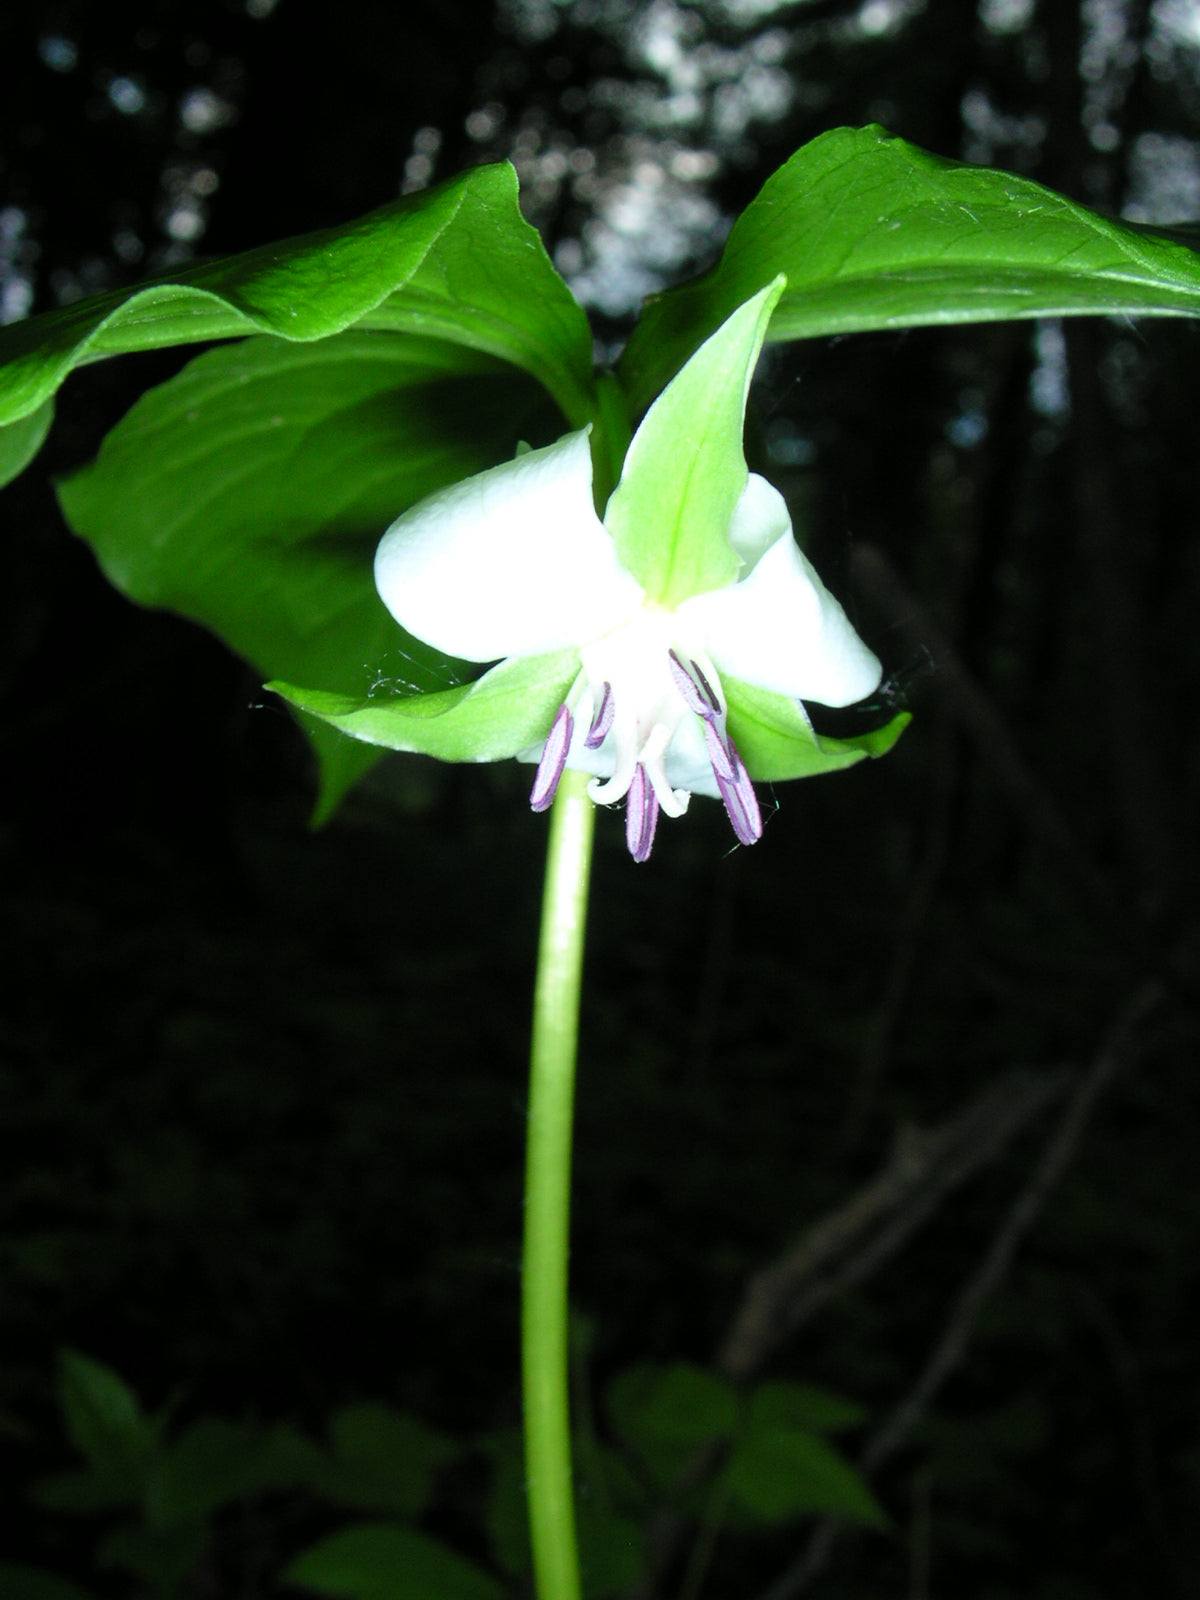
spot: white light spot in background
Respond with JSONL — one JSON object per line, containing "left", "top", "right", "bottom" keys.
{"left": 978, "top": 0, "right": 1034, "bottom": 31}
{"left": 112, "top": 228, "right": 144, "bottom": 264}
{"left": 1, "top": 278, "right": 33, "bottom": 323}
{"left": 857, "top": 0, "right": 913, "bottom": 37}
{"left": 166, "top": 204, "right": 205, "bottom": 242}
{"left": 562, "top": 145, "right": 725, "bottom": 316}
{"left": 765, "top": 417, "right": 817, "bottom": 468}
{"left": 402, "top": 128, "right": 442, "bottom": 194}
{"left": 495, "top": 0, "right": 913, "bottom": 318}
{"left": 466, "top": 103, "right": 506, "bottom": 142}
{"left": 179, "top": 87, "right": 234, "bottom": 133}
{"left": 1030, "top": 320, "right": 1069, "bottom": 420}
{"left": 38, "top": 35, "right": 78, "bottom": 71}
{"left": 947, "top": 389, "right": 989, "bottom": 449}
{"left": 0, "top": 207, "right": 34, "bottom": 324}
{"left": 108, "top": 76, "right": 147, "bottom": 115}
{"left": 1123, "top": 131, "right": 1200, "bottom": 222}
{"left": 1151, "top": 0, "right": 1200, "bottom": 48}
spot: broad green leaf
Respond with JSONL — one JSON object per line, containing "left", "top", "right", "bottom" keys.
{"left": 271, "top": 651, "right": 578, "bottom": 765}
{"left": 56, "top": 1349, "right": 156, "bottom": 1501}
{"left": 607, "top": 1364, "right": 737, "bottom": 1489}
{"left": 723, "top": 1425, "right": 887, "bottom": 1528}
{"left": 748, "top": 1380, "right": 868, "bottom": 1435}
{"left": 605, "top": 279, "right": 784, "bottom": 607}
{"left": 306, "top": 1402, "right": 456, "bottom": 1517}
{"left": 283, "top": 1522, "right": 504, "bottom": 1600}
{"left": 725, "top": 679, "right": 908, "bottom": 782}
{"left": 0, "top": 1564, "right": 99, "bottom": 1600}
{"left": 621, "top": 124, "right": 1200, "bottom": 413}
{"left": 362, "top": 166, "right": 596, "bottom": 424}
{"left": 57, "top": 332, "right": 555, "bottom": 819}
{"left": 0, "top": 162, "right": 596, "bottom": 476}
{"left": 0, "top": 396, "right": 53, "bottom": 489}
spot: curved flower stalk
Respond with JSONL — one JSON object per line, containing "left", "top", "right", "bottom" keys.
{"left": 271, "top": 280, "right": 907, "bottom": 857}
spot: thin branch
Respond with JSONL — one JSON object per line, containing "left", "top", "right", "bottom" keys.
{"left": 717, "top": 1066, "right": 1071, "bottom": 1383}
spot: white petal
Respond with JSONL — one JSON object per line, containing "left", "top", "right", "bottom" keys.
{"left": 678, "top": 526, "right": 882, "bottom": 707}
{"left": 374, "top": 428, "right": 643, "bottom": 662}
{"left": 726, "top": 472, "right": 792, "bottom": 573}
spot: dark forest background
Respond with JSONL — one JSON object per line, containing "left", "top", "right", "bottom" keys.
{"left": 3, "top": 0, "right": 1200, "bottom": 1596}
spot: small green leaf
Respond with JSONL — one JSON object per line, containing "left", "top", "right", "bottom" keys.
{"left": 607, "top": 1364, "right": 737, "bottom": 1488}
{"left": 724, "top": 1426, "right": 887, "bottom": 1529}
{"left": 748, "top": 1380, "right": 869, "bottom": 1435}
{"left": 621, "top": 124, "right": 1200, "bottom": 412}
{"left": 283, "top": 1522, "right": 505, "bottom": 1600}
{"left": 725, "top": 680, "right": 908, "bottom": 783}
{"left": 606, "top": 279, "right": 784, "bottom": 607}
{"left": 271, "top": 651, "right": 578, "bottom": 766}
{"left": 56, "top": 1349, "right": 156, "bottom": 1502}
{"left": 57, "top": 332, "right": 555, "bottom": 816}
{"left": 148, "top": 1418, "right": 320, "bottom": 1528}
{"left": 0, "top": 1562, "right": 99, "bottom": 1600}
{"left": 305, "top": 1402, "right": 456, "bottom": 1517}
{"left": 0, "top": 161, "right": 596, "bottom": 477}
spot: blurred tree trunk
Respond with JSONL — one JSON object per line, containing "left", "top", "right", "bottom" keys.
{"left": 1039, "top": 0, "right": 1181, "bottom": 922}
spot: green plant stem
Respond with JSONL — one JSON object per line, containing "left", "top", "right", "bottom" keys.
{"left": 523, "top": 768, "right": 595, "bottom": 1600}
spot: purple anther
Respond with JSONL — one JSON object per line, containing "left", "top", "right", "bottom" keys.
{"left": 584, "top": 681, "right": 614, "bottom": 749}
{"left": 688, "top": 656, "right": 721, "bottom": 714}
{"left": 715, "top": 736, "right": 763, "bottom": 847}
{"left": 668, "top": 650, "right": 719, "bottom": 720}
{"left": 625, "top": 763, "right": 660, "bottom": 862}
{"left": 529, "top": 703, "right": 573, "bottom": 813}
{"left": 703, "top": 719, "right": 736, "bottom": 785}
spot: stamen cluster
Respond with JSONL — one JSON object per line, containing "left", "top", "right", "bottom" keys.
{"left": 530, "top": 641, "right": 761, "bottom": 863}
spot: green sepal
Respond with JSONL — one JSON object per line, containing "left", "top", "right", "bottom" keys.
{"left": 605, "top": 279, "right": 784, "bottom": 608}
{"left": 621, "top": 124, "right": 1200, "bottom": 413}
{"left": 0, "top": 162, "right": 596, "bottom": 484}
{"left": 725, "top": 679, "right": 909, "bottom": 782}
{"left": 269, "top": 651, "right": 579, "bottom": 764}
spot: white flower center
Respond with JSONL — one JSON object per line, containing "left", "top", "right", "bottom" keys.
{"left": 578, "top": 610, "right": 699, "bottom": 818}
{"left": 527, "top": 607, "right": 762, "bottom": 862}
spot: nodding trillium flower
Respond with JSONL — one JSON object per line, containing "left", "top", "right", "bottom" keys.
{"left": 373, "top": 427, "right": 882, "bottom": 861}
{"left": 271, "top": 280, "right": 904, "bottom": 860}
